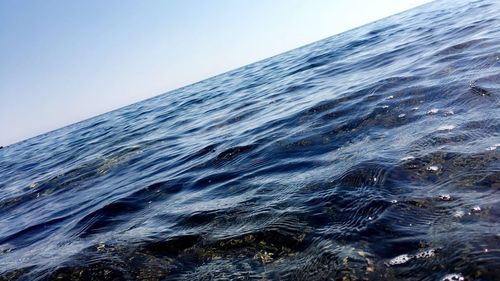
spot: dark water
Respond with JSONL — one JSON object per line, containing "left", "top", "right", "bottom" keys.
{"left": 1, "top": 0, "right": 499, "bottom": 280}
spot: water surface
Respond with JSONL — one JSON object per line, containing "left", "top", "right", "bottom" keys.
{"left": 0, "top": 0, "right": 499, "bottom": 280}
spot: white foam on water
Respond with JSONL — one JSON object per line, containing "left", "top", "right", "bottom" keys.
{"left": 401, "top": 155, "right": 415, "bottom": 161}
{"left": 0, "top": 243, "right": 15, "bottom": 254}
{"left": 398, "top": 113, "right": 406, "bottom": 118}
{"left": 438, "top": 194, "right": 452, "bottom": 201}
{"left": 387, "top": 95, "right": 394, "bottom": 99}
{"left": 486, "top": 143, "right": 499, "bottom": 151}
{"left": 390, "top": 199, "right": 398, "bottom": 204}
{"left": 427, "top": 108, "right": 439, "bottom": 114}
{"left": 437, "top": 125, "right": 455, "bottom": 131}
{"left": 387, "top": 254, "right": 413, "bottom": 266}
{"left": 411, "top": 107, "right": 419, "bottom": 111}
{"left": 415, "top": 248, "right": 437, "bottom": 259}
{"left": 427, "top": 165, "right": 439, "bottom": 172}
{"left": 444, "top": 110, "right": 454, "bottom": 116}
{"left": 471, "top": 206, "right": 481, "bottom": 213}
{"left": 382, "top": 105, "right": 389, "bottom": 109}
{"left": 441, "top": 273, "right": 464, "bottom": 281}
{"left": 453, "top": 210, "right": 465, "bottom": 218}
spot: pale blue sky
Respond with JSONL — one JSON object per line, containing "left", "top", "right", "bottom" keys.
{"left": 0, "top": 0, "right": 431, "bottom": 146}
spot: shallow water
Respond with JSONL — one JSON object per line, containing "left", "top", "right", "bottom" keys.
{"left": 1, "top": 0, "right": 499, "bottom": 280}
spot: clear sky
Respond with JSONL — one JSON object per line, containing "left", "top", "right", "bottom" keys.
{"left": 0, "top": 0, "right": 431, "bottom": 146}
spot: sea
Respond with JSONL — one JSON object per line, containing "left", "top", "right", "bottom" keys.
{"left": 0, "top": 0, "right": 499, "bottom": 280}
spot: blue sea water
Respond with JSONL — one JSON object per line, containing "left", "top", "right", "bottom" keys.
{"left": 1, "top": 0, "right": 499, "bottom": 280}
